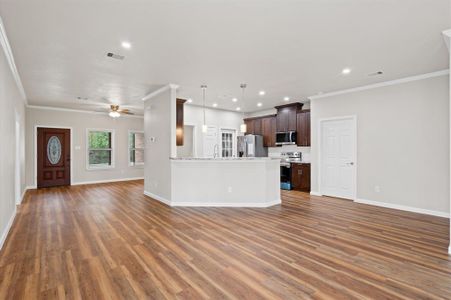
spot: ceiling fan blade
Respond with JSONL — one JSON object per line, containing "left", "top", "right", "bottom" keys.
{"left": 121, "top": 111, "right": 135, "bottom": 115}
{"left": 118, "top": 109, "right": 130, "bottom": 113}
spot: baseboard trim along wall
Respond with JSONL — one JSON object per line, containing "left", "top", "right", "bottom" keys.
{"left": 355, "top": 198, "right": 450, "bottom": 218}
{"left": 144, "top": 190, "right": 171, "bottom": 206}
{"left": 144, "top": 191, "right": 281, "bottom": 208}
{"left": 310, "top": 191, "right": 323, "bottom": 196}
{"left": 71, "top": 177, "right": 144, "bottom": 186}
{"left": 0, "top": 206, "right": 17, "bottom": 251}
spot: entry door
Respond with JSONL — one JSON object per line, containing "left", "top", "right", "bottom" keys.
{"left": 320, "top": 118, "right": 356, "bottom": 200}
{"left": 37, "top": 128, "right": 71, "bottom": 188}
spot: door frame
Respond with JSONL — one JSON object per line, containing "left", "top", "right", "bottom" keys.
{"left": 219, "top": 127, "right": 237, "bottom": 157}
{"left": 15, "top": 118, "right": 21, "bottom": 204}
{"left": 184, "top": 123, "right": 197, "bottom": 157}
{"left": 34, "top": 125, "right": 73, "bottom": 187}
{"left": 318, "top": 115, "right": 357, "bottom": 201}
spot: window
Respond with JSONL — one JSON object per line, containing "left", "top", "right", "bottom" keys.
{"left": 129, "top": 131, "right": 144, "bottom": 166}
{"left": 87, "top": 129, "right": 114, "bottom": 169}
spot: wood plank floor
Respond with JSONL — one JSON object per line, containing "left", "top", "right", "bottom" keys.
{"left": 0, "top": 180, "right": 450, "bottom": 299}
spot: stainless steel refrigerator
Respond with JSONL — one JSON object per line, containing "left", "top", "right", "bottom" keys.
{"left": 237, "top": 134, "right": 268, "bottom": 157}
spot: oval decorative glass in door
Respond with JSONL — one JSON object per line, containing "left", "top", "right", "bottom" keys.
{"left": 47, "top": 136, "right": 62, "bottom": 165}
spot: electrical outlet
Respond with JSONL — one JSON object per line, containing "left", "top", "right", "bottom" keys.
{"left": 227, "top": 186, "right": 233, "bottom": 193}
{"left": 375, "top": 186, "right": 381, "bottom": 193}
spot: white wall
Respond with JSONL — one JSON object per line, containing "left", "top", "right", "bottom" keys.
{"left": 311, "top": 75, "right": 450, "bottom": 215}
{"left": 0, "top": 34, "right": 26, "bottom": 249}
{"left": 144, "top": 87, "right": 176, "bottom": 201}
{"left": 26, "top": 107, "right": 144, "bottom": 187}
{"left": 184, "top": 105, "right": 243, "bottom": 157}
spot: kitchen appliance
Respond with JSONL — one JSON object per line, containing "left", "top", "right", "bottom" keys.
{"left": 237, "top": 134, "right": 268, "bottom": 157}
{"left": 279, "top": 151, "right": 302, "bottom": 190}
{"left": 275, "top": 131, "right": 297, "bottom": 145}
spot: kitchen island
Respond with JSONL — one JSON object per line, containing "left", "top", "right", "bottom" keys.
{"left": 168, "top": 157, "right": 281, "bottom": 207}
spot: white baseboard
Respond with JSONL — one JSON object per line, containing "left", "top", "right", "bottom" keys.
{"left": 26, "top": 185, "right": 36, "bottom": 190}
{"left": 71, "top": 177, "right": 144, "bottom": 186}
{"left": 144, "top": 190, "right": 171, "bottom": 206}
{"left": 355, "top": 198, "right": 450, "bottom": 218}
{"left": 310, "top": 191, "right": 322, "bottom": 196}
{"left": 144, "top": 191, "right": 281, "bottom": 208}
{"left": 0, "top": 206, "right": 17, "bottom": 251}
{"left": 171, "top": 199, "right": 282, "bottom": 208}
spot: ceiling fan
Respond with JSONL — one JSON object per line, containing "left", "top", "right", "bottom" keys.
{"left": 107, "top": 104, "right": 134, "bottom": 118}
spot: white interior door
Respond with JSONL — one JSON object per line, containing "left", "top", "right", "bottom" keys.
{"left": 320, "top": 117, "right": 356, "bottom": 200}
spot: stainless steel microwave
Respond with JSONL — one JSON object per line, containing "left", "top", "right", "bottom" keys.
{"left": 275, "top": 131, "right": 297, "bottom": 145}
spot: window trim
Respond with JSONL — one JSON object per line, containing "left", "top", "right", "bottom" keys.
{"left": 86, "top": 128, "right": 115, "bottom": 170}
{"left": 128, "top": 130, "right": 144, "bottom": 167}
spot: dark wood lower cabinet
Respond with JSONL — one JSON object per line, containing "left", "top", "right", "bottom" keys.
{"left": 291, "top": 163, "right": 310, "bottom": 192}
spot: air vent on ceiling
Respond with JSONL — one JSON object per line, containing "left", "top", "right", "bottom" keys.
{"left": 107, "top": 52, "right": 125, "bottom": 60}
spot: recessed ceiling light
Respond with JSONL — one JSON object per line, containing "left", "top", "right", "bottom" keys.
{"left": 232, "top": 98, "right": 238, "bottom": 102}
{"left": 342, "top": 68, "right": 351, "bottom": 75}
{"left": 187, "top": 98, "right": 193, "bottom": 103}
{"left": 259, "top": 91, "right": 266, "bottom": 96}
{"left": 121, "top": 41, "right": 132, "bottom": 49}
{"left": 283, "top": 97, "right": 290, "bottom": 101}
{"left": 236, "top": 107, "right": 241, "bottom": 111}
{"left": 257, "top": 102, "right": 262, "bottom": 107}
{"left": 212, "top": 103, "right": 218, "bottom": 107}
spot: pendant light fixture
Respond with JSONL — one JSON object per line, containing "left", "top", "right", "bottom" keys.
{"left": 240, "top": 83, "right": 247, "bottom": 133}
{"left": 201, "top": 85, "right": 208, "bottom": 133}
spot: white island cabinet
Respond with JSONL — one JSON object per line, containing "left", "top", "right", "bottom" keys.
{"left": 170, "top": 157, "right": 281, "bottom": 207}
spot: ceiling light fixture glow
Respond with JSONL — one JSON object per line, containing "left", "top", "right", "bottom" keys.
{"left": 187, "top": 98, "right": 193, "bottom": 103}
{"left": 232, "top": 98, "right": 238, "bottom": 102}
{"left": 121, "top": 41, "right": 132, "bottom": 49}
{"left": 109, "top": 111, "right": 120, "bottom": 118}
{"left": 236, "top": 107, "right": 241, "bottom": 111}
{"left": 259, "top": 91, "right": 265, "bottom": 96}
{"left": 342, "top": 68, "right": 351, "bottom": 75}
{"left": 257, "top": 102, "right": 262, "bottom": 107}
{"left": 283, "top": 97, "right": 290, "bottom": 101}
{"left": 212, "top": 103, "right": 218, "bottom": 107}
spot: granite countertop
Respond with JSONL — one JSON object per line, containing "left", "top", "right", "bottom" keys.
{"left": 170, "top": 157, "right": 280, "bottom": 161}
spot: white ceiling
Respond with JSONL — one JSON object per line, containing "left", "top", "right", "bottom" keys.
{"left": 0, "top": 0, "right": 450, "bottom": 114}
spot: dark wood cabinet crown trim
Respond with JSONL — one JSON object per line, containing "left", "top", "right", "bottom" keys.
{"left": 274, "top": 102, "right": 304, "bottom": 112}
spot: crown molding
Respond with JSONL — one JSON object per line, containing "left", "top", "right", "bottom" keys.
{"left": 0, "top": 16, "right": 27, "bottom": 102}
{"left": 308, "top": 69, "right": 449, "bottom": 101}
{"left": 142, "top": 84, "right": 179, "bottom": 101}
{"left": 26, "top": 105, "right": 144, "bottom": 119}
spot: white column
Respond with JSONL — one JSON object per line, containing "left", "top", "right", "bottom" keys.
{"left": 142, "top": 84, "right": 178, "bottom": 203}
{"left": 443, "top": 29, "right": 451, "bottom": 255}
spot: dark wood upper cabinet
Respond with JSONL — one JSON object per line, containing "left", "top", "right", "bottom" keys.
{"left": 275, "top": 103, "right": 303, "bottom": 132}
{"left": 291, "top": 163, "right": 311, "bottom": 192}
{"left": 176, "top": 98, "right": 186, "bottom": 146}
{"left": 253, "top": 118, "right": 262, "bottom": 135}
{"left": 243, "top": 115, "right": 276, "bottom": 147}
{"left": 297, "top": 109, "right": 311, "bottom": 146}
{"left": 261, "top": 115, "right": 276, "bottom": 147}
{"left": 245, "top": 119, "right": 254, "bottom": 134}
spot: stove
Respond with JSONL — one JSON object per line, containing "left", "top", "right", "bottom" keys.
{"left": 280, "top": 151, "right": 302, "bottom": 167}
{"left": 280, "top": 152, "right": 302, "bottom": 190}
